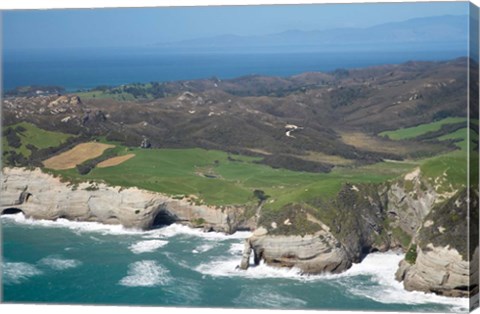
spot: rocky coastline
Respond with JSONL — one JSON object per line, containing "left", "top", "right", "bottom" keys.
{"left": 0, "top": 167, "right": 254, "bottom": 233}
{"left": 1, "top": 166, "right": 477, "bottom": 299}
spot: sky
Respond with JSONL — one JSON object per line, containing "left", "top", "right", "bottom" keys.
{"left": 2, "top": 2, "right": 469, "bottom": 50}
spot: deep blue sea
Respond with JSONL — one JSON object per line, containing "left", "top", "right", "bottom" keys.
{"left": 0, "top": 49, "right": 470, "bottom": 312}
{"left": 2, "top": 48, "right": 466, "bottom": 91}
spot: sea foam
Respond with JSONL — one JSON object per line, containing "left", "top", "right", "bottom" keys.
{"left": 1, "top": 213, "right": 143, "bottom": 235}
{"left": 228, "top": 243, "right": 245, "bottom": 255}
{"left": 2, "top": 262, "right": 43, "bottom": 285}
{"left": 2, "top": 213, "right": 251, "bottom": 240}
{"left": 196, "top": 258, "right": 304, "bottom": 279}
{"left": 196, "top": 249, "right": 468, "bottom": 311}
{"left": 192, "top": 243, "right": 216, "bottom": 254}
{"left": 129, "top": 240, "right": 169, "bottom": 254}
{"left": 333, "top": 251, "right": 469, "bottom": 311}
{"left": 119, "top": 260, "right": 171, "bottom": 287}
{"left": 143, "top": 223, "right": 251, "bottom": 240}
{"left": 38, "top": 256, "right": 82, "bottom": 270}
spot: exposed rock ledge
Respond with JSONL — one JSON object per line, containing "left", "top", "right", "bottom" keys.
{"left": 1, "top": 167, "right": 252, "bottom": 233}
{"left": 2, "top": 167, "right": 476, "bottom": 299}
{"left": 395, "top": 245, "right": 475, "bottom": 298}
{"left": 239, "top": 226, "right": 351, "bottom": 274}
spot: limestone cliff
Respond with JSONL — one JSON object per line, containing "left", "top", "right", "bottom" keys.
{"left": 239, "top": 168, "right": 476, "bottom": 299}
{"left": 1, "top": 167, "right": 253, "bottom": 233}
{"left": 239, "top": 226, "right": 351, "bottom": 274}
{"left": 1, "top": 166, "right": 476, "bottom": 299}
{"left": 395, "top": 188, "right": 478, "bottom": 298}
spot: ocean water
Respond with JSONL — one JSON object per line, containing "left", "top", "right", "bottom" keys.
{"left": 1, "top": 213, "right": 469, "bottom": 312}
{"left": 2, "top": 49, "right": 466, "bottom": 92}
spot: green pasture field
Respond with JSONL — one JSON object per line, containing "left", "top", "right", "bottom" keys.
{"left": 2, "top": 118, "right": 475, "bottom": 217}
{"left": 379, "top": 117, "right": 466, "bottom": 140}
{"left": 2, "top": 122, "right": 72, "bottom": 157}
{"left": 49, "top": 145, "right": 418, "bottom": 211}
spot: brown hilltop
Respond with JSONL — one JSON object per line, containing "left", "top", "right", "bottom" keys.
{"left": 2, "top": 58, "right": 468, "bottom": 172}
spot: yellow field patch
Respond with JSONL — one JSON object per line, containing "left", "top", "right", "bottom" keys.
{"left": 293, "top": 151, "right": 354, "bottom": 166}
{"left": 340, "top": 131, "right": 411, "bottom": 155}
{"left": 96, "top": 154, "right": 135, "bottom": 168}
{"left": 43, "top": 142, "right": 115, "bottom": 170}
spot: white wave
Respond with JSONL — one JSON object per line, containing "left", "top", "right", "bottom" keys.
{"left": 196, "top": 258, "right": 304, "bottom": 279}
{"left": 143, "top": 223, "right": 251, "bottom": 240}
{"left": 332, "top": 251, "right": 469, "bottom": 311}
{"left": 228, "top": 243, "right": 245, "bottom": 255}
{"left": 196, "top": 251, "right": 467, "bottom": 311}
{"left": 129, "top": 240, "right": 169, "bottom": 254}
{"left": 2, "top": 214, "right": 251, "bottom": 240}
{"left": 192, "top": 243, "right": 216, "bottom": 254}
{"left": 2, "top": 262, "right": 43, "bottom": 284}
{"left": 233, "top": 287, "right": 307, "bottom": 309}
{"left": 1, "top": 213, "right": 144, "bottom": 235}
{"left": 119, "top": 260, "right": 171, "bottom": 287}
{"left": 38, "top": 256, "right": 82, "bottom": 270}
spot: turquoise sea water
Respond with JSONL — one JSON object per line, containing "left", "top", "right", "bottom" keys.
{"left": 1, "top": 214, "right": 469, "bottom": 312}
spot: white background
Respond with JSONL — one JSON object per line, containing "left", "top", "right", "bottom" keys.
{"left": 0, "top": 0, "right": 479, "bottom": 314}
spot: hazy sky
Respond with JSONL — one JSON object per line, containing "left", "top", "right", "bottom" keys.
{"left": 2, "top": 2, "right": 469, "bottom": 50}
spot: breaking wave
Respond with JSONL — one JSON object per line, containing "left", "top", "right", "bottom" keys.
{"left": 192, "top": 243, "right": 216, "bottom": 254}
{"left": 1, "top": 213, "right": 144, "bottom": 235}
{"left": 39, "top": 256, "right": 82, "bottom": 270}
{"left": 2, "top": 262, "right": 43, "bottom": 285}
{"left": 196, "top": 255, "right": 304, "bottom": 279}
{"left": 119, "top": 260, "right": 171, "bottom": 287}
{"left": 142, "top": 223, "right": 251, "bottom": 240}
{"left": 333, "top": 252, "right": 469, "bottom": 311}
{"left": 196, "top": 249, "right": 468, "bottom": 311}
{"left": 129, "top": 240, "right": 169, "bottom": 254}
{"left": 2, "top": 213, "right": 251, "bottom": 240}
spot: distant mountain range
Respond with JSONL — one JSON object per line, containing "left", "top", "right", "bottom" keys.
{"left": 156, "top": 15, "right": 468, "bottom": 53}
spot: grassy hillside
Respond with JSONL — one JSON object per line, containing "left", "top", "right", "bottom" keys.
{"left": 379, "top": 117, "right": 466, "bottom": 140}
{"left": 416, "top": 121, "right": 474, "bottom": 194}
{"left": 2, "top": 117, "right": 473, "bottom": 214}
{"left": 45, "top": 144, "right": 417, "bottom": 212}
{"left": 375, "top": 116, "right": 475, "bottom": 194}
{"left": 2, "top": 122, "right": 72, "bottom": 158}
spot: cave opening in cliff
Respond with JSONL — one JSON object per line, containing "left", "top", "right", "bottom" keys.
{"left": 1, "top": 207, "right": 24, "bottom": 215}
{"left": 152, "top": 210, "right": 177, "bottom": 228}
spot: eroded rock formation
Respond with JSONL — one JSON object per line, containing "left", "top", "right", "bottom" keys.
{"left": 239, "top": 226, "right": 351, "bottom": 274}
{"left": 1, "top": 167, "right": 253, "bottom": 233}
{"left": 1, "top": 166, "right": 476, "bottom": 299}
{"left": 239, "top": 168, "right": 477, "bottom": 299}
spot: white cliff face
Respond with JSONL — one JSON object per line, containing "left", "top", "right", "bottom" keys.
{"left": 2, "top": 167, "right": 475, "bottom": 299}
{"left": 1, "top": 167, "right": 247, "bottom": 232}
{"left": 396, "top": 244, "right": 472, "bottom": 297}
{"left": 389, "top": 174, "right": 475, "bottom": 299}
{"left": 387, "top": 168, "right": 437, "bottom": 236}
{"left": 240, "top": 227, "right": 351, "bottom": 274}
